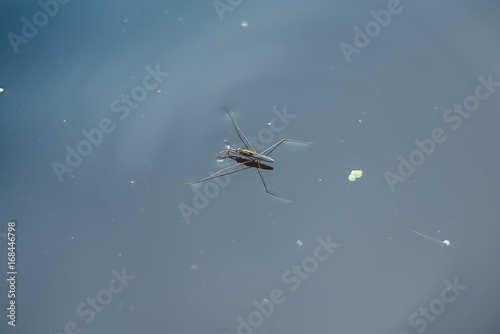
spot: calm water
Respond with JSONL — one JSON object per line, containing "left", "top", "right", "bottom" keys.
{"left": 0, "top": 0, "right": 499, "bottom": 333}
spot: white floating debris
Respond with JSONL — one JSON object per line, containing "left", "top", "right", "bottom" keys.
{"left": 191, "top": 265, "right": 199, "bottom": 270}
{"left": 130, "top": 181, "right": 135, "bottom": 184}
{"left": 413, "top": 230, "right": 452, "bottom": 246}
{"left": 348, "top": 170, "right": 363, "bottom": 181}
{"left": 296, "top": 240, "right": 303, "bottom": 246}
{"left": 0, "top": 88, "right": 4, "bottom": 93}
{"left": 241, "top": 21, "right": 248, "bottom": 27}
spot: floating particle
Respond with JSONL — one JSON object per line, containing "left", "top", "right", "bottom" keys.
{"left": 348, "top": 170, "right": 363, "bottom": 181}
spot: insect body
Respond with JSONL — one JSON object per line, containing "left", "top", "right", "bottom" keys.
{"left": 219, "top": 140, "right": 275, "bottom": 163}
{"left": 186, "top": 107, "right": 311, "bottom": 202}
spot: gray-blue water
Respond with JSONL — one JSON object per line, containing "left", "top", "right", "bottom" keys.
{"left": 1, "top": 0, "right": 499, "bottom": 333}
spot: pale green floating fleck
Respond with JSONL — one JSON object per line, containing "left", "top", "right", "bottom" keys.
{"left": 348, "top": 170, "right": 363, "bottom": 181}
